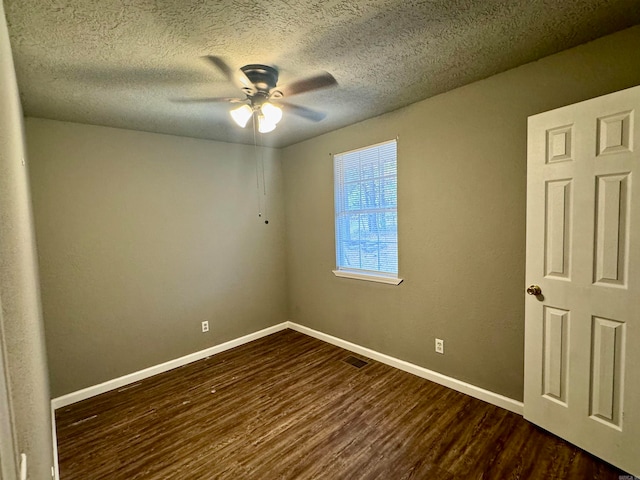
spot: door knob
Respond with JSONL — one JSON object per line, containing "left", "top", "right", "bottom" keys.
{"left": 527, "top": 285, "right": 542, "bottom": 296}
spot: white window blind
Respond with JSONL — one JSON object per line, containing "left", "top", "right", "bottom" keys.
{"left": 334, "top": 139, "right": 398, "bottom": 277}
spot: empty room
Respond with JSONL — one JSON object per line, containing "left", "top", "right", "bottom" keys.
{"left": 1, "top": 0, "right": 640, "bottom": 478}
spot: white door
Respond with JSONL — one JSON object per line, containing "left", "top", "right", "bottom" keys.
{"left": 525, "top": 85, "right": 640, "bottom": 476}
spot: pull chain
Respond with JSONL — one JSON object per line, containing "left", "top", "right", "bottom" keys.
{"left": 252, "top": 114, "right": 268, "bottom": 224}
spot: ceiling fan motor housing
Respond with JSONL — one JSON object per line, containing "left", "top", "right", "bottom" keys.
{"left": 241, "top": 64, "right": 279, "bottom": 93}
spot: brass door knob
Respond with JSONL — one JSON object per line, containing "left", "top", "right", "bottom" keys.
{"left": 527, "top": 285, "right": 542, "bottom": 296}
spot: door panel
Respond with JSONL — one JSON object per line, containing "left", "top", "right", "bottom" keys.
{"left": 544, "top": 179, "right": 572, "bottom": 278}
{"left": 525, "top": 85, "right": 640, "bottom": 476}
{"left": 590, "top": 316, "right": 624, "bottom": 427}
{"left": 542, "top": 306, "right": 569, "bottom": 403}
{"left": 594, "top": 173, "right": 629, "bottom": 286}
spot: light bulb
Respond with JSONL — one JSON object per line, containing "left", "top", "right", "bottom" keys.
{"left": 261, "top": 102, "right": 282, "bottom": 125}
{"left": 258, "top": 115, "right": 276, "bottom": 133}
{"left": 230, "top": 104, "right": 253, "bottom": 128}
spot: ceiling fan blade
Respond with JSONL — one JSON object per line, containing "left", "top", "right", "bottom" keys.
{"left": 278, "top": 72, "right": 337, "bottom": 98}
{"left": 172, "top": 97, "right": 244, "bottom": 104}
{"left": 203, "top": 56, "right": 254, "bottom": 92}
{"left": 278, "top": 101, "right": 326, "bottom": 122}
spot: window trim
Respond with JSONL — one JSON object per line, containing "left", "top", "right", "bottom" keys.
{"left": 332, "top": 138, "right": 402, "bottom": 285}
{"left": 332, "top": 268, "right": 403, "bottom": 285}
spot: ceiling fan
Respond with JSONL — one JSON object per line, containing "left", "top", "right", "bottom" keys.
{"left": 176, "top": 56, "right": 338, "bottom": 133}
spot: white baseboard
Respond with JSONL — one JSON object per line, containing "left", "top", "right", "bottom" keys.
{"left": 51, "top": 322, "right": 288, "bottom": 410}
{"left": 286, "top": 321, "right": 524, "bottom": 415}
{"left": 50, "top": 320, "right": 522, "bottom": 479}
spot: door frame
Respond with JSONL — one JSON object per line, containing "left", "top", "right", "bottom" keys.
{"left": 0, "top": 294, "right": 18, "bottom": 479}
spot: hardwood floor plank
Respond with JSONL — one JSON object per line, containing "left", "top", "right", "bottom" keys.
{"left": 56, "top": 330, "right": 628, "bottom": 479}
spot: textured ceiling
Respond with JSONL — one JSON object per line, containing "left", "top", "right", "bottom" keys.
{"left": 4, "top": 0, "right": 640, "bottom": 147}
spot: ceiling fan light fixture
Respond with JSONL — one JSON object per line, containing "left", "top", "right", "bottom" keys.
{"left": 230, "top": 104, "right": 253, "bottom": 128}
{"left": 257, "top": 114, "right": 277, "bottom": 133}
{"left": 261, "top": 102, "right": 282, "bottom": 125}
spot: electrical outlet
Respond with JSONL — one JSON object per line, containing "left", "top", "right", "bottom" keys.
{"left": 435, "top": 338, "right": 444, "bottom": 354}
{"left": 201, "top": 321, "right": 209, "bottom": 333}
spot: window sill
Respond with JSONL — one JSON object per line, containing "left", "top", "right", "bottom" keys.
{"left": 332, "top": 270, "right": 403, "bottom": 285}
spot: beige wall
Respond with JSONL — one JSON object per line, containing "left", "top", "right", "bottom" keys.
{"left": 0, "top": 3, "right": 53, "bottom": 477}
{"left": 282, "top": 26, "right": 640, "bottom": 401}
{"left": 26, "top": 119, "right": 288, "bottom": 397}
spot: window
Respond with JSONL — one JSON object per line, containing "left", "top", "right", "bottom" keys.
{"left": 333, "top": 139, "right": 401, "bottom": 285}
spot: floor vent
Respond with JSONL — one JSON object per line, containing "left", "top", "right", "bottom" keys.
{"left": 344, "top": 356, "right": 368, "bottom": 369}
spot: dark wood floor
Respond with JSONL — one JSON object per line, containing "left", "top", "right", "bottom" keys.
{"left": 56, "top": 329, "right": 626, "bottom": 479}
